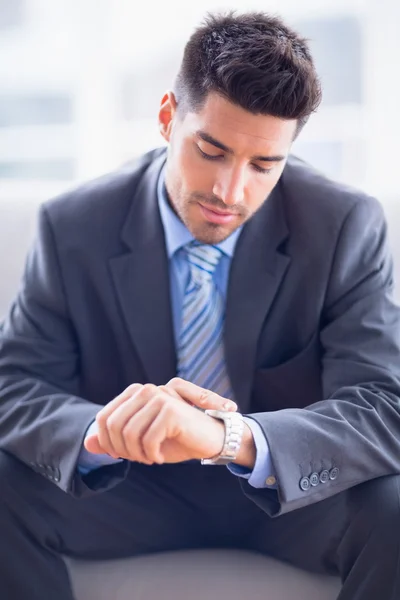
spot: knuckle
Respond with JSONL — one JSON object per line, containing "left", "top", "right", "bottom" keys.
{"left": 159, "top": 384, "right": 180, "bottom": 400}
{"left": 96, "top": 411, "right": 108, "bottom": 427}
{"left": 125, "top": 383, "right": 141, "bottom": 394}
{"left": 148, "top": 394, "right": 165, "bottom": 411}
{"left": 106, "top": 415, "right": 119, "bottom": 433}
{"left": 122, "top": 421, "right": 139, "bottom": 446}
{"left": 121, "top": 421, "right": 132, "bottom": 441}
{"left": 120, "top": 383, "right": 142, "bottom": 400}
{"left": 166, "top": 377, "right": 182, "bottom": 388}
{"left": 142, "top": 383, "right": 157, "bottom": 395}
{"left": 159, "top": 394, "right": 173, "bottom": 410}
{"left": 199, "top": 389, "right": 212, "bottom": 404}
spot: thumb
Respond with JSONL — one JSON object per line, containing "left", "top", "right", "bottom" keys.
{"left": 84, "top": 434, "right": 106, "bottom": 455}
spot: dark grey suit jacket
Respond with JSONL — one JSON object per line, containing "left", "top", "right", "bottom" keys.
{"left": 1, "top": 148, "right": 400, "bottom": 516}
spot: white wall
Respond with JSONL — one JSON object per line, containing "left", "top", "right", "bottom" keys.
{"left": 1, "top": 0, "right": 400, "bottom": 306}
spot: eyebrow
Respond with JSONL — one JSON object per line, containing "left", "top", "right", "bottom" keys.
{"left": 196, "top": 130, "right": 286, "bottom": 163}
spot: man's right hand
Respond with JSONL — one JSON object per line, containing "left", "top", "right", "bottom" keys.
{"left": 84, "top": 378, "right": 237, "bottom": 460}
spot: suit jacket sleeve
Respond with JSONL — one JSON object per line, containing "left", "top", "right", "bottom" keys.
{"left": 243, "top": 195, "right": 400, "bottom": 516}
{"left": 0, "top": 205, "right": 130, "bottom": 497}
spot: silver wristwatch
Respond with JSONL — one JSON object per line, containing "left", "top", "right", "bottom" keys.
{"left": 201, "top": 410, "right": 244, "bottom": 465}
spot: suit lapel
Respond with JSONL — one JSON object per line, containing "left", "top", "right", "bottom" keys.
{"left": 109, "top": 152, "right": 290, "bottom": 400}
{"left": 109, "top": 153, "right": 177, "bottom": 385}
{"left": 225, "top": 184, "right": 290, "bottom": 412}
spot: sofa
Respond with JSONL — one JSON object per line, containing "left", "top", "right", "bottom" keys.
{"left": 0, "top": 193, "right": 344, "bottom": 598}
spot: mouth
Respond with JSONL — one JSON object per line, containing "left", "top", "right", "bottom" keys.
{"left": 198, "top": 203, "right": 238, "bottom": 225}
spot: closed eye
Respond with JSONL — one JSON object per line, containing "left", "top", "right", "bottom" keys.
{"left": 197, "top": 145, "right": 273, "bottom": 175}
{"left": 197, "top": 146, "right": 222, "bottom": 161}
{"left": 252, "top": 164, "right": 273, "bottom": 174}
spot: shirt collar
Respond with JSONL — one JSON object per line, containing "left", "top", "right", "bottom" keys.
{"left": 157, "top": 165, "right": 242, "bottom": 259}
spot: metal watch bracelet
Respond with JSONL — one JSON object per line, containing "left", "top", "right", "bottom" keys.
{"left": 201, "top": 409, "right": 244, "bottom": 466}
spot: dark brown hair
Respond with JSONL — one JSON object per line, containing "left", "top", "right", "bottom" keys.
{"left": 175, "top": 11, "right": 322, "bottom": 135}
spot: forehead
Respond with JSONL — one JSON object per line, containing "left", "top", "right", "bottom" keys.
{"left": 182, "top": 92, "right": 297, "bottom": 154}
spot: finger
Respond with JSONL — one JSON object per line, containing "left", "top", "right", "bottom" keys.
{"left": 97, "top": 383, "right": 144, "bottom": 420}
{"left": 106, "top": 384, "right": 157, "bottom": 458}
{"left": 141, "top": 409, "right": 169, "bottom": 464}
{"left": 84, "top": 434, "right": 105, "bottom": 455}
{"left": 96, "top": 383, "right": 143, "bottom": 458}
{"left": 157, "top": 385, "right": 182, "bottom": 400}
{"left": 166, "top": 378, "right": 237, "bottom": 411}
{"left": 122, "top": 398, "right": 164, "bottom": 464}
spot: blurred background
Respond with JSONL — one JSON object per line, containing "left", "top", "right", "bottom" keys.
{"left": 0, "top": 0, "right": 399, "bottom": 313}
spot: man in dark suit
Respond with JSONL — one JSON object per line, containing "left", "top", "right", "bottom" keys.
{"left": 1, "top": 11, "right": 400, "bottom": 600}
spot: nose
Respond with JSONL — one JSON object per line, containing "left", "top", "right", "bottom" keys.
{"left": 212, "top": 167, "right": 246, "bottom": 206}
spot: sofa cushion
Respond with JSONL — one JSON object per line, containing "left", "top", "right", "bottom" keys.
{"left": 66, "top": 549, "right": 340, "bottom": 600}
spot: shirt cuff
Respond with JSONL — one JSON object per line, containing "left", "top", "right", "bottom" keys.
{"left": 77, "top": 420, "right": 123, "bottom": 475}
{"left": 227, "top": 417, "right": 277, "bottom": 489}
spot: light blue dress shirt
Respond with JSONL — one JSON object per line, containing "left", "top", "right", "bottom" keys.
{"left": 78, "top": 166, "right": 276, "bottom": 489}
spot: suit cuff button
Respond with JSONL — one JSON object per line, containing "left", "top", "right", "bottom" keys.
{"left": 329, "top": 467, "right": 339, "bottom": 480}
{"left": 299, "top": 476, "right": 311, "bottom": 491}
{"left": 319, "top": 469, "right": 330, "bottom": 483}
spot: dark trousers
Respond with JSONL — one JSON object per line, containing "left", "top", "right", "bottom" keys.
{"left": 0, "top": 449, "right": 399, "bottom": 600}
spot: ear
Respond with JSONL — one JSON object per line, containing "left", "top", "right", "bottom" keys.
{"left": 158, "top": 91, "right": 178, "bottom": 143}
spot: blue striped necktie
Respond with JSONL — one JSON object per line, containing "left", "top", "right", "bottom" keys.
{"left": 177, "top": 241, "right": 233, "bottom": 400}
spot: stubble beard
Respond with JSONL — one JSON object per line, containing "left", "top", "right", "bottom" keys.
{"left": 179, "top": 200, "right": 242, "bottom": 245}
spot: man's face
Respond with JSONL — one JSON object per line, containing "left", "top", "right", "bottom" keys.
{"left": 159, "top": 92, "right": 297, "bottom": 245}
